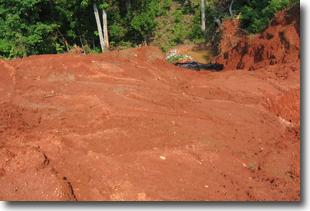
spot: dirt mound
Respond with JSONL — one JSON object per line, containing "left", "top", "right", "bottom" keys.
{"left": 0, "top": 43, "right": 300, "bottom": 201}
{"left": 212, "top": 3, "right": 300, "bottom": 71}
{"left": 218, "top": 16, "right": 245, "bottom": 55}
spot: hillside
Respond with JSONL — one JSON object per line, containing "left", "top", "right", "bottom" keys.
{"left": 0, "top": 6, "right": 300, "bottom": 201}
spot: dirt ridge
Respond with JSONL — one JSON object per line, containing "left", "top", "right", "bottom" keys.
{"left": 212, "top": 3, "right": 300, "bottom": 72}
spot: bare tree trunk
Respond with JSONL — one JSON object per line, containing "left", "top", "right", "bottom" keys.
{"left": 79, "top": 34, "right": 84, "bottom": 47}
{"left": 102, "top": 1, "right": 109, "bottom": 51}
{"left": 201, "top": 0, "right": 206, "bottom": 34}
{"left": 214, "top": 16, "right": 222, "bottom": 28}
{"left": 229, "top": 0, "right": 236, "bottom": 17}
{"left": 93, "top": 3, "right": 105, "bottom": 52}
{"left": 78, "top": 33, "right": 85, "bottom": 54}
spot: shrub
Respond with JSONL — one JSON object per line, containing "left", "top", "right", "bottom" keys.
{"left": 161, "top": 43, "right": 169, "bottom": 52}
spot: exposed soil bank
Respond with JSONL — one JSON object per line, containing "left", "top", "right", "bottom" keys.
{"left": 211, "top": 4, "right": 300, "bottom": 72}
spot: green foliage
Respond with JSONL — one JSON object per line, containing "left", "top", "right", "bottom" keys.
{"left": 119, "top": 41, "right": 132, "bottom": 50}
{"left": 0, "top": 0, "right": 299, "bottom": 58}
{"left": 161, "top": 43, "right": 169, "bottom": 52}
{"left": 0, "top": 0, "right": 54, "bottom": 58}
{"left": 127, "top": 0, "right": 162, "bottom": 44}
{"left": 89, "top": 47, "right": 102, "bottom": 54}
{"left": 99, "top": 3, "right": 109, "bottom": 9}
{"left": 156, "top": 31, "right": 163, "bottom": 37}
{"left": 180, "top": 1, "right": 196, "bottom": 15}
{"left": 107, "top": 9, "right": 125, "bottom": 44}
{"left": 237, "top": 0, "right": 299, "bottom": 33}
{"left": 173, "top": 9, "right": 183, "bottom": 23}
{"left": 55, "top": 42, "right": 65, "bottom": 54}
{"left": 161, "top": 0, "right": 172, "bottom": 11}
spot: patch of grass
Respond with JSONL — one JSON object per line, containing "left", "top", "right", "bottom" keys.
{"left": 240, "top": 152, "right": 258, "bottom": 169}
{"left": 156, "top": 31, "right": 163, "bottom": 38}
{"left": 248, "top": 162, "right": 256, "bottom": 169}
{"left": 158, "top": 23, "right": 164, "bottom": 30}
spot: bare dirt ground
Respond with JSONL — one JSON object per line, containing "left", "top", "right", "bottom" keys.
{"left": 0, "top": 6, "right": 300, "bottom": 201}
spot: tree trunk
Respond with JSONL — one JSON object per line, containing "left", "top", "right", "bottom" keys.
{"left": 102, "top": 1, "right": 109, "bottom": 51}
{"left": 201, "top": 0, "right": 206, "bottom": 34}
{"left": 79, "top": 34, "right": 84, "bottom": 47}
{"left": 79, "top": 34, "right": 85, "bottom": 54}
{"left": 93, "top": 3, "right": 105, "bottom": 52}
{"left": 229, "top": 0, "right": 236, "bottom": 17}
{"left": 214, "top": 16, "right": 222, "bottom": 28}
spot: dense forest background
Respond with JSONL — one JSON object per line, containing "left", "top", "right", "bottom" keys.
{"left": 0, "top": 0, "right": 299, "bottom": 59}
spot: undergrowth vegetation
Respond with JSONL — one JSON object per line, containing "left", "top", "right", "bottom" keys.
{"left": 0, "top": 0, "right": 300, "bottom": 59}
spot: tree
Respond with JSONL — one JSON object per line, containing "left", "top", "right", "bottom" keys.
{"left": 93, "top": 3, "right": 105, "bottom": 52}
{"left": 102, "top": 1, "right": 109, "bottom": 51}
{"left": 0, "top": 0, "right": 54, "bottom": 58}
{"left": 235, "top": 0, "right": 299, "bottom": 33}
{"left": 128, "top": 0, "right": 161, "bottom": 45}
{"left": 201, "top": 0, "right": 206, "bottom": 34}
{"left": 0, "top": 0, "right": 299, "bottom": 58}
{"left": 229, "top": 0, "right": 237, "bottom": 17}
{"left": 89, "top": 1, "right": 109, "bottom": 52}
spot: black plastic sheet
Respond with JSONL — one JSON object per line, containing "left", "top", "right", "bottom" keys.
{"left": 173, "top": 61, "right": 223, "bottom": 71}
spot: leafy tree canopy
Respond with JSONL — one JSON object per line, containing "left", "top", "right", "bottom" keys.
{"left": 0, "top": 0, "right": 300, "bottom": 59}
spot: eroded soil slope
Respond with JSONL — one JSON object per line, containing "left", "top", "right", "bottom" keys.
{"left": 0, "top": 4, "right": 301, "bottom": 200}
{"left": 212, "top": 3, "right": 300, "bottom": 72}
{"left": 0, "top": 44, "right": 300, "bottom": 201}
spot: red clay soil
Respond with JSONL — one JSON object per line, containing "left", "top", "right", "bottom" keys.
{"left": 0, "top": 6, "right": 300, "bottom": 201}
{"left": 212, "top": 4, "right": 300, "bottom": 72}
